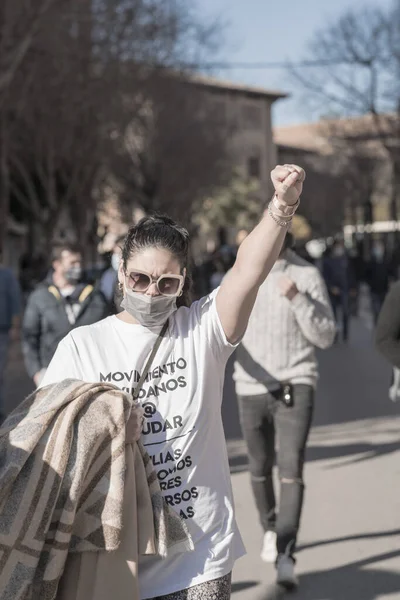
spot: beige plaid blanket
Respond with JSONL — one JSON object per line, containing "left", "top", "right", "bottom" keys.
{"left": 0, "top": 380, "right": 192, "bottom": 600}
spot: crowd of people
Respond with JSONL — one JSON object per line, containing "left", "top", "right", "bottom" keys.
{"left": 0, "top": 163, "right": 399, "bottom": 598}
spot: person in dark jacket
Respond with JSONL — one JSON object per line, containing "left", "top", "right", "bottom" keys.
{"left": 322, "top": 239, "right": 357, "bottom": 342}
{"left": 0, "top": 253, "right": 21, "bottom": 418}
{"left": 365, "top": 240, "right": 395, "bottom": 324}
{"left": 22, "top": 243, "right": 109, "bottom": 387}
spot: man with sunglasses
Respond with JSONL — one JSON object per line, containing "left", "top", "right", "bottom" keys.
{"left": 233, "top": 233, "right": 336, "bottom": 589}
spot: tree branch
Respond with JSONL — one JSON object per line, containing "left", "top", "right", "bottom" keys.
{"left": 0, "top": 0, "right": 56, "bottom": 95}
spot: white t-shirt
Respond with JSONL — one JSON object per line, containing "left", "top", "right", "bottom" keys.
{"left": 41, "top": 289, "right": 245, "bottom": 598}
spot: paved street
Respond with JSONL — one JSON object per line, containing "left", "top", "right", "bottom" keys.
{"left": 223, "top": 315, "right": 400, "bottom": 600}
{"left": 3, "top": 308, "right": 400, "bottom": 600}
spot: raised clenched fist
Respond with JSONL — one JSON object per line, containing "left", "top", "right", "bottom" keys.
{"left": 271, "top": 164, "right": 305, "bottom": 206}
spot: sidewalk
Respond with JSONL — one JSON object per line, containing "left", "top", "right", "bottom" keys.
{"left": 226, "top": 317, "right": 400, "bottom": 600}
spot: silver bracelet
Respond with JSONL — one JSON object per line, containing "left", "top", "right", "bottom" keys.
{"left": 272, "top": 195, "right": 300, "bottom": 218}
{"left": 267, "top": 203, "right": 292, "bottom": 227}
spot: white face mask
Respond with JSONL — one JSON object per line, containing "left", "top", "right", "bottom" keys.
{"left": 111, "top": 253, "right": 121, "bottom": 271}
{"left": 65, "top": 266, "right": 82, "bottom": 284}
{"left": 120, "top": 285, "right": 178, "bottom": 327}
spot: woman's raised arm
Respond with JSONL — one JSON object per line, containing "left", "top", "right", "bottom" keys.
{"left": 216, "top": 164, "right": 305, "bottom": 344}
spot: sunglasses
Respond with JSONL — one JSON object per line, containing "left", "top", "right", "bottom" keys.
{"left": 125, "top": 269, "right": 184, "bottom": 297}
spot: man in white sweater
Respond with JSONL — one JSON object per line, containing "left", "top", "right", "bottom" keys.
{"left": 233, "top": 234, "right": 335, "bottom": 589}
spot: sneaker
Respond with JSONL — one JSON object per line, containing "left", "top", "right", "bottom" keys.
{"left": 276, "top": 554, "right": 298, "bottom": 590}
{"left": 261, "top": 530, "right": 277, "bottom": 563}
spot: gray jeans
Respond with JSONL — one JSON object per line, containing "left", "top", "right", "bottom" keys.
{"left": 0, "top": 331, "right": 10, "bottom": 413}
{"left": 238, "top": 385, "right": 314, "bottom": 557}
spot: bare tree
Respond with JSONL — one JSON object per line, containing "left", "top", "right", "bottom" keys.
{"left": 0, "top": 0, "right": 58, "bottom": 97}
{"left": 290, "top": 1, "right": 400, "bottom": 229}
{"left": 108, "top": 72, "right": 232, "bottom": 226}
{"left": 291, "top": 6, "right": 393, "bottom": 115}
{"left": 1, "top": 0, "right": 226, "bottom": 258}
{"left": 4, "top": 0, "right": 107, "bottom": 254}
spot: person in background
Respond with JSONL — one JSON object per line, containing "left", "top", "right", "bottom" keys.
{"left": 322, "top": 239, "right": 357, "bottom": 342}
{"left": 100, "top": 235, "right": 125, "bottom": 313}
{"left": 365, "top": 239, "right": 395, "bottom": 325}
{"left": 0, "top": 253, "right": 21, "bottom": 421}
{"left": 233, "top": 233, "right": 335, "bottom": 590}
{"left": 347, "top": 243, "right": 365, "bottom": 319}
{"left": 22, "top": 243, "right": 109, "bottom": 387}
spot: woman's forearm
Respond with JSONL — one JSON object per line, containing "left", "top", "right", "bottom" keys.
{"left": 234, "top": 208, "right": 288, "bottom": 288}
{"left": 216, "top": 164, "right": 304, "bottom": 344}
{"left": 234, "top": 166, "right": 303, "bottom": 287}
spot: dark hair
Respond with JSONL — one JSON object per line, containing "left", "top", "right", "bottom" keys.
{"left": 51, "top": 243, "right": 82, "bottom": 263}
{"left": 121, "top": 214, "right": 192, "bottom": 308}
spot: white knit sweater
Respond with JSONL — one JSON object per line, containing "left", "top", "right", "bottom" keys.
{"left": 233, "top": 250, "right": 336, "bottom": 396}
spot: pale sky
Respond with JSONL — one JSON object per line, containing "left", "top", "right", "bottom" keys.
{"left": 198, "top": 0, "right": 394, "bottom": 126}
